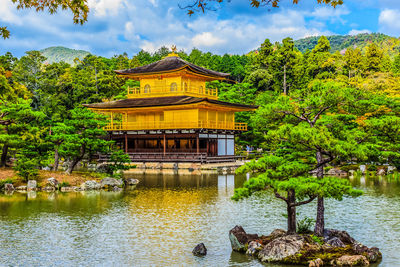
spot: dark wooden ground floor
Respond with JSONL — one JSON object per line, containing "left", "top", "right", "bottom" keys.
{"left": 109, "top": 131, "right": 237, "bottom": 163}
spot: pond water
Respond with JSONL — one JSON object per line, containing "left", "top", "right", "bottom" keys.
{"left": 0, "top": 171, "right": 399, "bottom": 266}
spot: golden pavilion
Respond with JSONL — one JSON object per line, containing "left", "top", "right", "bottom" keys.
{"left": 84, "top": 49, "right": 257, "bottom": 163}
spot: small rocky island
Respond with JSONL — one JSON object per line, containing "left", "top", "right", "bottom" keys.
{"left": 2, "top": 177, "right": 139, "bottom": 193}
{"left": 229, "top": 226, "right": 381, "bottom": 266}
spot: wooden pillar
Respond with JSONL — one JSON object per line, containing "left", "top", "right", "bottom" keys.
{"left": 124, "top": 133, "right": 128, "bottom": 153}
{"left": 196, "top": 134, "right": 199, "bottom": 154}
{"left": 110, "top": 112, "right": 113, "bottom": 129}
{"left": 206, "top": 139, "right": 209, "bottom": 156}
{"left": 163, "top": 133, "right": 166, "bottom": 156}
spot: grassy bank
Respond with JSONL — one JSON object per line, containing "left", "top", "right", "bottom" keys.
{"left": 0, "top": 167, "right": 106, "bottom": 187}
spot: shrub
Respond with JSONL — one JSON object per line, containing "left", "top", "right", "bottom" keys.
{"left": 107, "top": 149, "right": 131, "bottom": 176}
{"left": 368, "top": 165, "right": 378, "bottom": 172}
{"left": 297, "top": 217, "right": 315, "bottom": 234}
{"left": 247, "top": 154, "right": 256, "bottom": 160}
{"left": 59, "top": 181, "right": 70, "bottom": 188}
{"left": 340, "top": 164, "right": 359, "bottom": 172}
{"left": 13, "top": 155, "right": 39, "bottom": 182}
{"left": 310, "top": 234, "right": 324, "bottom": 245}
{"left": 0, "top": 178, "right": 13, "bottom": 190}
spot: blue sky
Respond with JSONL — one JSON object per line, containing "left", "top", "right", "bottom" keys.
{"left": 0, "top": 0, "right": 400, "bottom": 57}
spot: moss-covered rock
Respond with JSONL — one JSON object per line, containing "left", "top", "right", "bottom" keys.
{"left": 229, "top": 226, "right": 382, "bottom": 266}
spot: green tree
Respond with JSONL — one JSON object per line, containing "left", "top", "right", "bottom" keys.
{"left": 365, "top": 43, "right": 383, "bottom": 73}
{"left": 272, "top": 37, "right": 298, "bottom": 94}
{"left": 392, "top": 54, "right": 400, "bottom": 74}
{"left": 307, "top": 36, "right": 336, "bottom": 79}
{"left": 343, "top": 47, "right": 364, "bottom": 78}
{"left": 60, "top": 107, "right": 112, "bottom": 174}
{"left": 236, "top": 80, "right": 386, "bottom": 235}
{"left": 13, "top": 51, "right": 47, "bottom": 109}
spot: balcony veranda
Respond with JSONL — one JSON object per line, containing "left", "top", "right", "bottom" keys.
{"left": 104, "top": 120, "right": 247, "bottom": 131}
{"left": 127, "top": 86, "right": 218, "bottom": 99}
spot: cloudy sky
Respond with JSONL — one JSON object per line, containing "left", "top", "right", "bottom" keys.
{"left": 0, "top": 0, "right": 400, "bottom": 57}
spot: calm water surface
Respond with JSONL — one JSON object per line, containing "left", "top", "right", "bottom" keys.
{"left": 0, "top": 171, "right": 399, "bottom": 267}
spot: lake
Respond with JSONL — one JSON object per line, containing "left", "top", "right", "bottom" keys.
{"left": 0, "top": 171, "right": 398, "bottom": 266}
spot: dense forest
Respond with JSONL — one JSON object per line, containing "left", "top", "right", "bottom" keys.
{"left": 1, "top": 34, "right": 400, "bottom": 179}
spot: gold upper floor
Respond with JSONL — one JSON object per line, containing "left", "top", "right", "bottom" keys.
{"left": 126, "top": 71, "right": 218, "bottom": 100}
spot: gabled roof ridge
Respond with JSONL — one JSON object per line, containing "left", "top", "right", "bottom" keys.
{"left": 115, "top": 56, "right": 230, "bottom": 78}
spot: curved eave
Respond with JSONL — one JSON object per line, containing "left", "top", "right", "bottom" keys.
{"left": 115, "top": 66, "right": 230, "bottom": 81}
{"left": 83, "top": 97, "right": 258, "bottom": 112}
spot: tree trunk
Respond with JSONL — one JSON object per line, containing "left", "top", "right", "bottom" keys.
{"left": 66, "top": 158, "right": 79, "bottom": 175}
{"left": 283, "top": 64, "right": 287, "bottom": 95}
{"left": 0, "top": 144, "right": 8, "bottom": 167}
{"left": 314, "top": 150, "right": 325, "bottom": 236}
{"left": 315, "top": 197, "right": 325, "bottom": 236}
{"left": 287, "top": 189, "right": 296, "bottom": 234}
{"left": 53, "top": 147, "right": 60, "bottom": 171}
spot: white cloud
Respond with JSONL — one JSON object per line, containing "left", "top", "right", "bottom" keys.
{"left": 0, "top": 0, "right": 21, "bottom": 24}
{"left": 192, "top": 32, "right": 225, "bottom": 47}
{"left": 378, "top": 9, "right": 400, "bottom": 35}
{"left": 0, "top": 0, "right": 335, "bottom": 57}
{"left": 310, "top": 6, "right": 350, "bottom": 18}
{"left": 348, "top": 29, "right": 371, "bottom": 35}
{"left": 87, "top": 0, "right": 126, "bottom": 17}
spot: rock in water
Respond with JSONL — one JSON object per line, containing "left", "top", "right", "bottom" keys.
{"left": 81, "top": 180, "right": 101, "bottom": 190}
{"left": 113, "top": 186, "right": 122, "bottom": 191}
{"left": 42, "top": 186, "right": 55, "bottom": 192}
{"left": 4, "top": 183, "right": 14, "bottom": 192}
{"left": 309, "top": 258, "right": 323, "bottom": 267}
{"left": 353, "top": 244, "right": 382, "bottom": 262}
{"left": 229, "top": 225, "right": 258, "bottom": 252}
{"left": 15, "top": 186, "right": 27, "bottom": 191}
{"left": 246, "top": 241, "right": 262, "bottom": 256}
{"left": 27, "top": 180, "right": 37, "bottom": 191}
{"left": 47, "top": 177, "right": 59, "bottom": 187}
{"left": 61, "top": 187, "right": 74, "bottom": 192}
{"left": 331, "top": 255, "right": 369, "bottom": 266}
{"left": 377, "top": 168, "right": 386, "bottom": 176}
{"left": 258, "top": 234, "right": 305, "bottom": 262}
{"left": 323, "top": 229, "right": 356, "bottom": 245}
{"left": 192, "top": 243, "right": 207, "bottom": 256}
{"left": 125, "top": 178, "right": 139, "bottom": 186}
{"left": 100, "top": 177, "right": 123, "bottom": 188}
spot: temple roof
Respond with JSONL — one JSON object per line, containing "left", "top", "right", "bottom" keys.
{"left": 115, "top": 56, "right": 230, "bottom": 79}
{"left": 83, "top": 96, "right": 257, "bottom": 110}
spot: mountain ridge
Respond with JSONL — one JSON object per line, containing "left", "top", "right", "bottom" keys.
{"left": 293, "top": 33, "right": 400, "bottom": 56}
{"left": 40, "top": 46, "right": 91, "bottom": 65}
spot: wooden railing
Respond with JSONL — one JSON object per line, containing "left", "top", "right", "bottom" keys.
{"left": 127, "top": 86, "right": 218, "bottom": 99}
{"left": 104, "top": 120, "right": 247, "bottom": 131}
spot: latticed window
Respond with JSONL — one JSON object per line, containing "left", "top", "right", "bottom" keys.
{"left": 184, "top": 82, "right": 188, "bottom": 91}
{"left": 199, "top": 86, "right": 204, "bottom": 94}
{"left": 144, "top": 84, "right": 151, "bottom": 93}
{"left": 170, "top": 82, "right": 177, "bottom": 92}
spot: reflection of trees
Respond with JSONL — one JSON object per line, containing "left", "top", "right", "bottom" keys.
{"left": 349, "top": 175, "right": 400, "bottom": 197}
{"left": 0, "top": 191, "right": 125, "bottom": 219}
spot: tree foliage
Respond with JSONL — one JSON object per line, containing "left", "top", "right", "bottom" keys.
{"left": 183, "top": 0, "right": 343, "bottom": 15}
{"left": 1, "top": 0, "right": 89, "bottom": 39}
